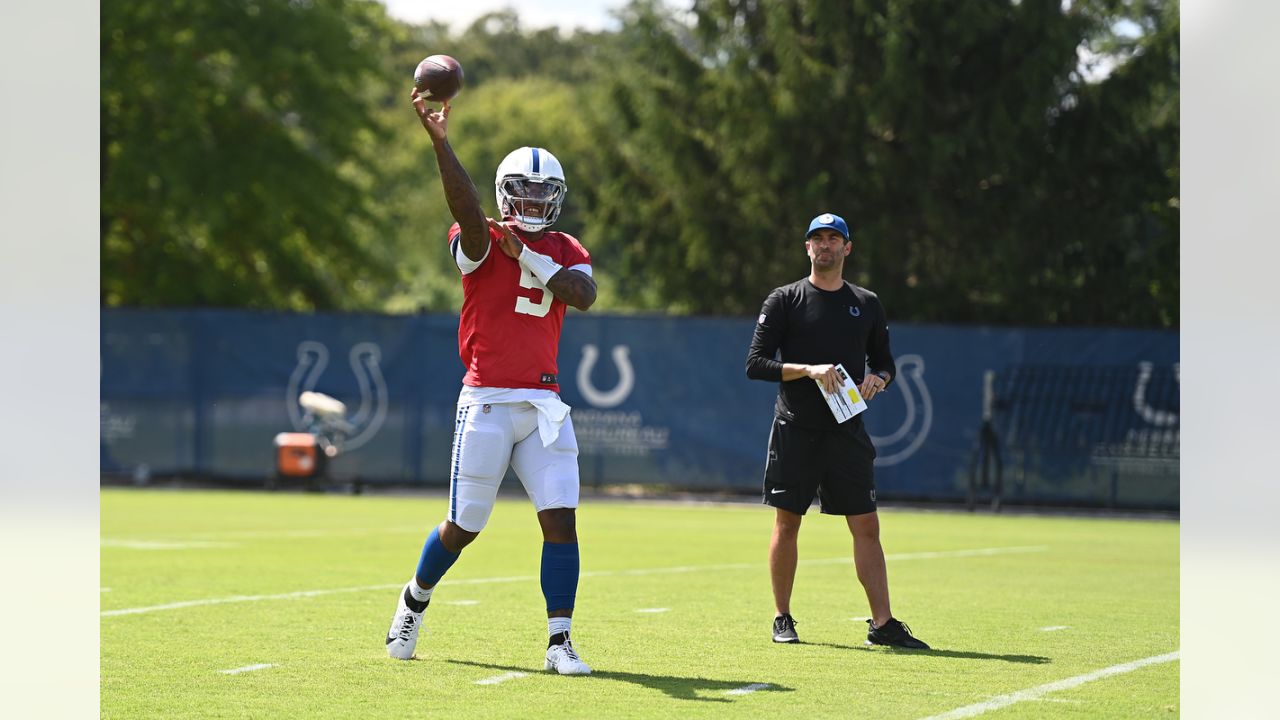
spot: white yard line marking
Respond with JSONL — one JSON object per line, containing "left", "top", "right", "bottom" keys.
{"left": 635, "top": 607, "right": 669, "bottom": 613}
{"left": 183, "top": 525, "right": 430, "bottom": 540}
{"left": 101, "top": 525, "right": 431, "bottom": 544}
{"left": 103, "top": 546, "right": 1046, "bottom": 618}
{"left": 1039, "top": 625, "right": 1071, "bottom": 632}
{"left": 578, "top": 546, "right": 1048, "bottom": 580}
{"left": 442, "top": 575, "right": 539, "bottom": 585}
{"left": 219, "top": 663, "right": 276, "bottom": 675}
{"left": 475, "top": 671, "right": 527, "bottom": 685}
{"left": 102, "top": 583, "right": 401, "bottom": 617}
{"left": 102, "top": 540, "right": 236, "bottom": 550}
{"left": 726, "top": 683, "right": 772, "bottom": 695}
{"left": 917, "top": 651, "right": 1180, "bottom": 720}
{"left": 586, "top": 561, "right": 757, "bottom": 576}
{"left": 443, "top": 600, "right": 479, "bottom": 606}
{"left": 101, "top": 588, "right": 111, "bottom": 593}
{"left": 884, "top": 546, "right": 1048, "bottom": 562}
{"left": 101, "top": 576, "right": 534, "bottom": 617}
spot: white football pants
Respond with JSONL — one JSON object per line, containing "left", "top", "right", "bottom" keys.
{"left": 447, "top": 401, "right": 580, "bottom": 532}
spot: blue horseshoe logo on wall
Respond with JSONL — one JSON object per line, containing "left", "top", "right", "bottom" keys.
{"left": 286, "top": 340, "right": 388, "bottom": 451}
{"left": 1133, "top": 361, "right": 1179, "bottom": 427}
{"left": 868, "top": 354, "right": 933, "bottom": 467}
{"left": 577, "top": 344, "right": 635, "bottom": 408}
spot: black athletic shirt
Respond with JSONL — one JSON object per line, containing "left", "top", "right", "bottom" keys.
{"left": 746, "top": 278, "right": 896, "bottom": 429}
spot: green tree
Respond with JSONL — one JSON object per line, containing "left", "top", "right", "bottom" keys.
{"left": 584, "top": 0, "right": 1179, "bottom": 325}
{"left": 101, "top": 0, "right": 397, "bottom": 309}
{"left": 101, "top": 1, "right": 1178, "bottom": 326}
{"left": 370, "top": 12, "right": 620, "bottom": 312}
{"left": 1016, "top": 0, "right": 1180, "bottom": 325}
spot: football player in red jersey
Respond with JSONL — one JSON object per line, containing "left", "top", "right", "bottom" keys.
{"left": 384, "top": 91, "right": 597, "bottom": 675}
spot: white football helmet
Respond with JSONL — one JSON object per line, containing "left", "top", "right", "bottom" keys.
{"left": 494, "top": 146, "right": 567, "bottom": 232}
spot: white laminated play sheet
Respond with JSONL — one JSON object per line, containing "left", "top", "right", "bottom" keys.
{"left": 814, "top": 363, "right": 868, "bottom": 423}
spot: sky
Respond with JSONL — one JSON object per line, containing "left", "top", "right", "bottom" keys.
{"left": 382, "top": 1, "right": 1135, "bottom": 82}
{"left": 379, "top": 0, "right": 637, "bottom": 31}
{"left": 382, "top": 1, "right": 1146, "bottom": 35}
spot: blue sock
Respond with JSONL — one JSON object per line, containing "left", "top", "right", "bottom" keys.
{"left": 414, "top": 527, "right": 460, "bottom": 587}
{"left": 540, "top": 542, "right": 579, "bottom": 613}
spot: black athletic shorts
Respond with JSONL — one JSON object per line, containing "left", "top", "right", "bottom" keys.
{"left": 762, "top": 416, "right": 877, "bottom": 516}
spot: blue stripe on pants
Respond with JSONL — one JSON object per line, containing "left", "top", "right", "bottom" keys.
{"left": 449, "top": 405, "right": 470, "bottom": 524}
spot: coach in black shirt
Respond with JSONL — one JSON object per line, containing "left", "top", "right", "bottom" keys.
{"left": 746, "top": 212, "right": 929, "bottom": 650}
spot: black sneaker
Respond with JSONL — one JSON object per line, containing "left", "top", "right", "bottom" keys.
{"left": 866, "top": 618, "right": 930, "bottom": 649}
{"left": 772, "top": 613, "right": 800, "bottom": 643}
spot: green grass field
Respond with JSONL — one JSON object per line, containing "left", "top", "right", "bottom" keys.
{"left": 101, "top": 488, "right": 1178, "bottom": 719}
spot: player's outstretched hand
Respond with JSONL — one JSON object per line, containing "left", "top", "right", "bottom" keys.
{"left": 488, "top": 218, "right": 524, "bottom": 259}
{"left": 412, "top": 88, "right": 449, "bottom": 141}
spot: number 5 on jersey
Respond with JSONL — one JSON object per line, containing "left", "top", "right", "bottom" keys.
{"left": 515, "top": 266, "right": 552, "bottom": 317}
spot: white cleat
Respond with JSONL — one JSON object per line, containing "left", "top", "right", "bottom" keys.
{"left": 385, "top": 583, "right": 425, "bottom": 660}
{"left": 544, "top": 640, "right": 592, "bottom": 675}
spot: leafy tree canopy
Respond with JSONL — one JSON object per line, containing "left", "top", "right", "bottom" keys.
{"left": 101, "top": 0, "right": 1178, "bottom": 327}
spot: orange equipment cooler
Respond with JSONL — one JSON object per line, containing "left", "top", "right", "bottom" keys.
{"left": 274, "top": 432, "right": 322, "bottom": 478}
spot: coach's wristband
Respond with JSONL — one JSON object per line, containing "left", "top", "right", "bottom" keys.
{"left": 518, "top": 245, "right": 563, "bottom": 286}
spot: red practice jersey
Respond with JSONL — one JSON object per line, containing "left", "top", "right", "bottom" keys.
{"left": 448, "top": 221, "right": 592, "bottom": 392}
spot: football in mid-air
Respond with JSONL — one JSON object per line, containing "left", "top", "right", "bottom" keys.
{"left": 414, "top": 55, "right": 464, "bottom": 103}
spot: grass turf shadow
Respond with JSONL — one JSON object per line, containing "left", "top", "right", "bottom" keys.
{"left": 798, "top": 642, "right": 1050, "bottom": 664}
{"left": 448, "top": 659, "right": 795, "bottom": 702}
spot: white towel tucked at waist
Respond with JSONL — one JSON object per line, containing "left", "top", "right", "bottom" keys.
{"left": 457, "top": 386, "right": 572, "bottom": 447}
{"left": 527, "top": 396, "right": 571, "bottom": 447}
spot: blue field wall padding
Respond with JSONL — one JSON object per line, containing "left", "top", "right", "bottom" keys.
{"left": 100, "top": 309, "right": 1179, "bottom": 507}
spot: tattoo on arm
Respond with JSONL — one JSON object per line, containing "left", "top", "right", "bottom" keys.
{"left": 545, "top": 269, "right": 597, "bottom": 311}
{"left": 433, "top": 139, "right": 488, "bottom": 261}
